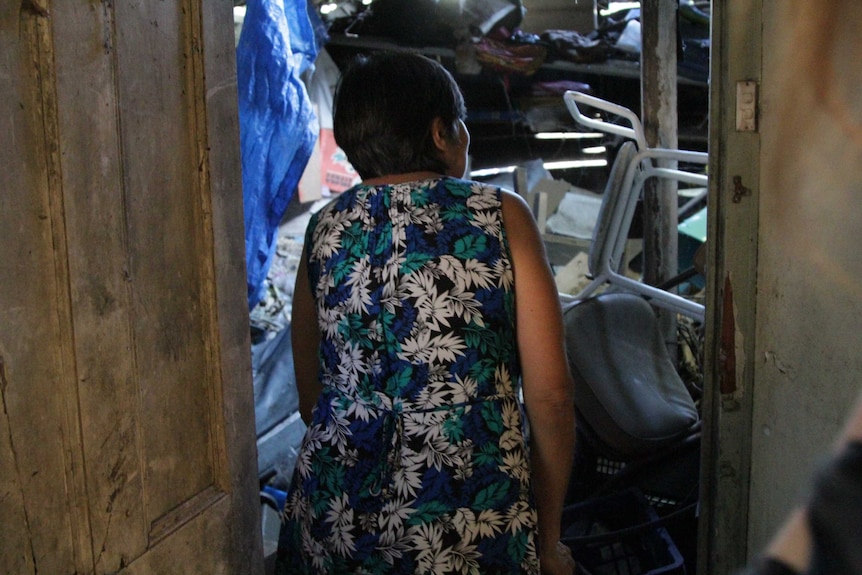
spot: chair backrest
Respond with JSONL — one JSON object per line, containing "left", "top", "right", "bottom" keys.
{"left": 564, "top": 90, "right": 708, "bottom": 321}
{"left": 588, "top": 141, "right": 639, "bottom": 276}
{"left": 564, "top": 91, "right": 648, "bottom": 151}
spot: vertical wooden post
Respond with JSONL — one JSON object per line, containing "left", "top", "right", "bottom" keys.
{"left": 700, "top": 0, "right": 762, "bottom": 572}
{"left": 640, "top": 0, "right": 679, "bottom": 352}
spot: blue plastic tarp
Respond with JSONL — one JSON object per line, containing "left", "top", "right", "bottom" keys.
{"left": 237, "top": 0, "right": 322, "bottom": 309}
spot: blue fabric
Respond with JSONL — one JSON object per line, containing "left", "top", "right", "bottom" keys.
{"left": 237, "top": 0, "right": 322, "bottom": 309}
{"left": 276, "top": 178, "right": 539, "bottom": 574}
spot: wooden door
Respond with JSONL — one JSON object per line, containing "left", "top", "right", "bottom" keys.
{"left": 0, "top": 1, "right": 263, "bottom": 573}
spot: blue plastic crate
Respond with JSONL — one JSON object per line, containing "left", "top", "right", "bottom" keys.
{"left": 561, "top": 488, "right": 686, "bottom": 575}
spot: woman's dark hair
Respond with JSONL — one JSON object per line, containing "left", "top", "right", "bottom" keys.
{"left": 332, "top": 51, "right": 467, "bottom": 180}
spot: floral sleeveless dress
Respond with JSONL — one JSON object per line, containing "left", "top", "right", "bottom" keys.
{"left": 276, "top": 177, "right": 538, "bottom": 574}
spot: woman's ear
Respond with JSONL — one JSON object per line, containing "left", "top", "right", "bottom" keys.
{"left": 431, "top": 117, "right": 454, "bottom": 153}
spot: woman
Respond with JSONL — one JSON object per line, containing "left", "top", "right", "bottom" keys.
{"left": 276, "top": 51, "right": 576, "bottom": 574}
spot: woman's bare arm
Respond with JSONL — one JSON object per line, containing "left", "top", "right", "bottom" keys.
{"left": 292, "top": 245, "right": 323, "bottom": 425}
{"left": 501, "top": 189, "right": 576, "bottom": 571}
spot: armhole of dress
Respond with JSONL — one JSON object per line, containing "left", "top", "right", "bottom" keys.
{"left": 496, "top": 186, "right": 515, "bottom": 274}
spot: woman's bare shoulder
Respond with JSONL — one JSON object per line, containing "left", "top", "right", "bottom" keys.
{"left": 499, "top": 187, "right": 531, "bottom": 213}
{"left": 499, "top": 188, "right": 544, "bottom": 255}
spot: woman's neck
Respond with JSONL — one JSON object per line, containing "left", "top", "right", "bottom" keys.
{"left": 361, "top": 171, "right": 443, "bottom": 186}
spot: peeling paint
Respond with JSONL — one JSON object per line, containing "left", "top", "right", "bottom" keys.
{"left": 22, "top": 0, "right": 50, "bottom": 18}
{"left": 719, "top": 274, "right": 748, "bottom": 409}
{"left": 719, "top": 274, "right": 737, "bottom": 394}
{"left": 763, "top": 350, "right": 797, "bottom": 380}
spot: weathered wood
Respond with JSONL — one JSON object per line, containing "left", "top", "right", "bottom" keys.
{"left": 112, "top": 0, "right": 220, "bottom": 534}
{"left": 0, "top": 1, "right": 262, "bottom": 572}
{"left": 0, "top": 4, "right": 91, "bottom": 572}
{"left": 640, "top": 0, "right": 679, "bottom": 291}
{"left": 200, "top": 1, "right": 265, "bottom": 568}
{"left": 51, "top": 3, "right": 148, "bottom": 567}
{"left": 699, "top": 1, "right": 762, "bottom": 573}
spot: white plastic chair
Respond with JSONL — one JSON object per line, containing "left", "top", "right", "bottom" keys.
{"left": 559, "top": 94, "right": 705, "bottom": 511}
{"left": 562, "top": 91, "right": 708, "bottom": 321}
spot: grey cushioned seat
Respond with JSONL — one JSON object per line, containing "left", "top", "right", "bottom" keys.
{"left": 563, "top": 292, "right": 699, "bottom": 458}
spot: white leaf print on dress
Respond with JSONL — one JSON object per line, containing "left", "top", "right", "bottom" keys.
{"left": 345, "top": 256, "right": 373, "bottom": 313}
{"left": 412, "top": 522, "right": 453, "bottom": 573}
{"left": 325, "top": 493, "right": 357, "bottom": 557}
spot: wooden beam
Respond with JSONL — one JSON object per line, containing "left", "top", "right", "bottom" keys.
{"left": 640, "top": 0, "right": 679, "bottom": 354}
{"left": 641, "top": 0, "right": 679, "bottom": 284}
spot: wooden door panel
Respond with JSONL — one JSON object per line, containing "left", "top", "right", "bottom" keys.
{"left": 110, "top": 0, "right": 225, "bottom": 529}
{"left": 0, "top": 5, "right": 91, "bottom": 573}
{"left": 0, "top": 1, "right": 261, "bottom": 572}
{"left": 51, "top": 2, "right": 148, "bottom": 567}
